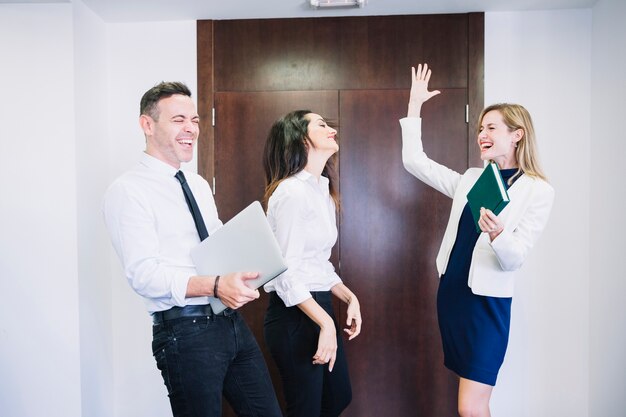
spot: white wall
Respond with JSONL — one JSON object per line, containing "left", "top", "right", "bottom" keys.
{"left": 485, "top": 9, "right": 591, "bottom": 416}
{"left": 0, "top": 4, "right": 195, "bottom": 416}
{"left": 2, "top": 2, "right": 624, "bottom": 416}
{"left": 590, "top": 0, "right": 626, "bottom": 415}
{"left": 0, "top": 4, "right": 82, "bottom": 417}
{"left": 106, "top": 20, "right": 197, "bottom": 417}
{"left": 74, "top": 2, "right": 114, "bottom": 417}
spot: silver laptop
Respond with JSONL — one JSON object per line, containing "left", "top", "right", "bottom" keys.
{"left": 190, "top": 200, "right": 287, "bottom": 314}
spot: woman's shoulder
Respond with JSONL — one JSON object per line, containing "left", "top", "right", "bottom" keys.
{"left": 509, "top": 174, "right": 555, "bottom": 210}
{"left": 532, "top": 177, "right": 555, "bottom": 204}
{"left": 460, "top": 167, "right": 484, "bottom": 183}
{"left": 274, "top": 176, "right": 308, "bottom": 195}
{"left": 269, "top": 176, "right": 309, "bottom": 206}
{"left": 464, "top": 167, "right": 484, "bottom": 176}
{"left": 522, "top": 174, "right": 554, "bottom": 195}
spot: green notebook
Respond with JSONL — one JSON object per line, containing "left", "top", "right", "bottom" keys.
{"left": 466, "top": 162, "right": 510, "bottom": 232}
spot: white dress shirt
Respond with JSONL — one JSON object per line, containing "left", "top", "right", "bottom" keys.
{"left": 103, "top": 153, "right": 222, "bottom": 313}
{"left": 263, "top": 170, "right": 342, "bottom": 307}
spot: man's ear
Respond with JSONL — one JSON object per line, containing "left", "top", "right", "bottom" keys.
{"left": 139, "top": 114, "right": 154, "bottom": 136}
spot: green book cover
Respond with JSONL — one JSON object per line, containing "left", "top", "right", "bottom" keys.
{"left": 466, "top": 163, "right": 510, "bottom": 232}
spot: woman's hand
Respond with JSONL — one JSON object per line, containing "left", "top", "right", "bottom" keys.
{"left": 297, "top": 298, "right": 338, "bottom": 371}
{"left": 407, "top": 63, "right": 441, "bottom": 118}
{"left": 344, "top": 296, "right": 362, "bottom": 340}
{"left": 313, "top": 320, "right": 338, "bottom": 371}
{"left": 478, "top": 207, "right": 504, "bottom": 241}
{"left": 330, "top": 283, "right": 363, "bottom": 340}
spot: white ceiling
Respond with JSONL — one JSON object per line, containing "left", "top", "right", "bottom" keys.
{"left": 1, "top": 0, "right": 597, "bottom": 22}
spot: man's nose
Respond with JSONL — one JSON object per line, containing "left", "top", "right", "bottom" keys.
{"left": 184, "top": 121, "right": 198, "bottom": 132}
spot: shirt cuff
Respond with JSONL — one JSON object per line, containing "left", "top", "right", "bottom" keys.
{"left": 399, "top": 116, "right": 422, "bottom": 130}
{"left": 170, "top": 271, "right": 193, "bottom": 306}
{"left": 276, "top": 283, "right": 312, "bottom": 307}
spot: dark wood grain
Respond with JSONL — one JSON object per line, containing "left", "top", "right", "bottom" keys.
{"left": 198, "top": 13, "right": 484, "bottom": 417}
{"left": 338, "top": 14, "right": 468, "bottom": 90}
{"left": 214, "top": 18, "right": 342, "bottom": 91}
{"left": 214, "top": 15, "right": 469, "bottom": 93}
{"left": 468, "top": 12, "right": 485, "bottom": 167}
{"left": 197, "top": 20, "right": 214, "bottom": 180}
{"left": 338, "top": 89, "right": 465, "bottom": 417}
{"left": 213, "top": 90, "right": 338, "bottom": 221}
{"left": 213, "top": 91, "right": 339, "bottom": 415}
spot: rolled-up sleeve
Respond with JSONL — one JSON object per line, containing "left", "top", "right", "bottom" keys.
{"left": 264, "top": 172, "right": 341, "bottom": 306}
{"left": 103, "top": 181, "right": 192, "bottom": 307}
{"left": 268, "top": 187, "right": 313, "bottom": 307}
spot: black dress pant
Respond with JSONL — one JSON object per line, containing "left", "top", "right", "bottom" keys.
{"left": 152, "top": 309, "right": 281, "bottom": 417}
{"left": 264, "top": 291, "right": 352, "bottom": 417}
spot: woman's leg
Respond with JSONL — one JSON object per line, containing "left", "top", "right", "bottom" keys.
{"left": 265, "top": 294, "right": 324, "bottom": 417}
{"left": 458, "top": 377, "right": 493, "bottom": 417}
{"left": 319, "top": 322, "right": 352, "bottom": 417}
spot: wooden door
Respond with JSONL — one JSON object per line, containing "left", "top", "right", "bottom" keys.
{"left": 213, "top": 91, "right": 339, "bottom": 414}
{"left": 213, "top": 91, "right": 338, "bottom": 220}
{"left": 198, "top": 13, "right": 483, "bottom": 417}
{"left": 338, "top": 89, "right": 467, "bottom": 416}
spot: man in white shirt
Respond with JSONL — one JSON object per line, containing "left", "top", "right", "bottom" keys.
{"left": 103, "top": 82, "right": 281, "bottom": 417}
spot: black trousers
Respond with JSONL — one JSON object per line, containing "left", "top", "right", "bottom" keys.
{"left": 264, "top": 291, "right": 352, "bottom": 417}
{"left": 152, "top": 309, "right": 281, "bottom": 417}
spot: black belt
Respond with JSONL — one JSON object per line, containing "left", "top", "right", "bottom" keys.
{"left": 152, "top": 304, "right": 231, "bottom": 324}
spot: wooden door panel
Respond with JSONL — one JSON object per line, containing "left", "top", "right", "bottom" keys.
{"left": 338, "top": 89, "right": 467, "bottom": 417}
{"left": 214, "top": 18, "right": 342, "bottom": 91}
{"left": 339, "top": 15, "right": 469, "bottom": 90}
{"left": 214, "top": 90, "right": 338, "bottom": 221}
{"left": 200, "top": 13, "right": 484, "bottom": 417}
{"left": 214, "top": 91, "right": 338, "bottom": 416}
{"left": 213, "top": 15, "right": 469, "bottom": 92}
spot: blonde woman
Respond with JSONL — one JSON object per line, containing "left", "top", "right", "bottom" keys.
{"left": 401, "top": 64, "right": 554, "bottom": 417}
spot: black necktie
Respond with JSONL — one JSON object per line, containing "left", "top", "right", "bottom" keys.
{"left": 175, "top": 171, "right": 209, "bottom": 241}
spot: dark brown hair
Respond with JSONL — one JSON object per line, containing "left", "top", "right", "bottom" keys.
{"left": 262, "top": 110, "right": 340, "bottom": 211}
{"left": 140, "top": 81, "right": 191, "bottom": 121}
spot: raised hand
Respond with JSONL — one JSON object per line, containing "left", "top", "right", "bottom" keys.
{"left": 408, "top": 63, "right": 441, "bottom": 118}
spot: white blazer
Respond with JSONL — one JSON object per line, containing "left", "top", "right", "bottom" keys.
{"left": 400, "top": 117, "right": 554, "bottom": 297}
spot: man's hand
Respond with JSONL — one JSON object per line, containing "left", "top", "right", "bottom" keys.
{"left": 186, "top": 272, "right": 260, "bottom": 309}
{"left": 216, "top": 272, "right": 260, "bottom": 309}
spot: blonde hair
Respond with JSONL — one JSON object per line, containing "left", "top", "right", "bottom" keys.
{"left": 479, "top": 103, "right": 548, "bottom": 183}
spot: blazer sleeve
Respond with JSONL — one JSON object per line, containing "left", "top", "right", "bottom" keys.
{"left": 490, "top": 179, "right": 555, "bottom": 271}
{"left": 400, "top": 117, "right": 461, "bottom": 199}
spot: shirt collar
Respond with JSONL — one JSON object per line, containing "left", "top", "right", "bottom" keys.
{"left": 294, "top": 170, "right": 313, "bottom": 182}
{"left": 294, "top": 170, "right": 330, "bottom": 190}
{"left": 140, "top": 152, "right": 179, "bottom": 176}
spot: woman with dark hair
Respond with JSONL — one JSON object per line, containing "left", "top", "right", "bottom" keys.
{"left": 262, "top": 110, "right": 362, "bottom": 417}
{"left": 400, "top": 65, "right": 554, "bottom": 416}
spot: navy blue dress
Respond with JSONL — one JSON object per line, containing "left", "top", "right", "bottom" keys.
{"left": 436, "top": 168, "right": 519, "bottom": 386}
